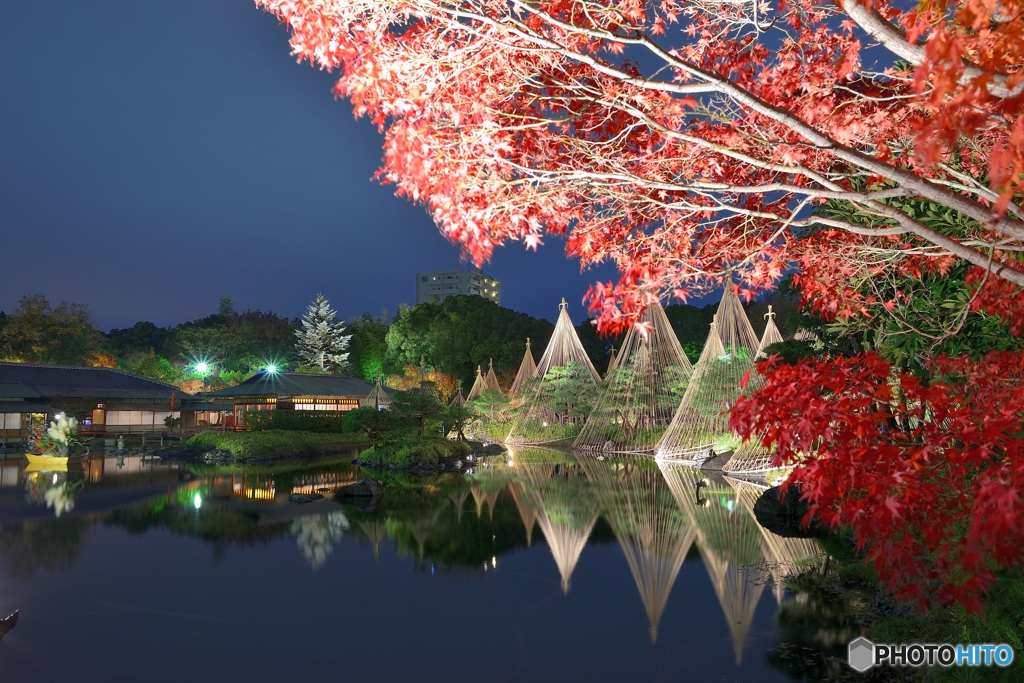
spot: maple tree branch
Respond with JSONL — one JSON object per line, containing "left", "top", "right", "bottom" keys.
{"left": 838, "top": 0, "right": 1024, "bottom": 99}
{"left": 485, "top": 0, "right": 1024, "bottom": 244}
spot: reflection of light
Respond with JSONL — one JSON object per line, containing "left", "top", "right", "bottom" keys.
{"left": 194, "top": 493, "right": 202, "bottom": 509}
{"left": 491, "top": 556, "right": 497, "bottom": 569}
{"left": 542, "top": 422, "right": 548, "bottom": 427}
{"left": 52, "top": 474, "right": 59, "bottom": 484}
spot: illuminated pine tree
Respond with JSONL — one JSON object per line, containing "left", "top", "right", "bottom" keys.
{"left": 295, "top": 294, "right": 351, "bottom": 372}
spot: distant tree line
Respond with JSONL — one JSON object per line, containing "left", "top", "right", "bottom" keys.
{"left": 0, "top": 292, "right": 799, "bottom": 394}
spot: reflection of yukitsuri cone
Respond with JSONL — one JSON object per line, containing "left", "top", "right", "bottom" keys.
{"left": 579, "top": 455, "right": 696, "bottom": 643}
{"left": 449, "top": 486, "right": 471, "bottom": 523}
{"left": 407, "top": 508, "right": 442, "bottom": 560}
{"left": 510, "top": 455, "right": 598, "bottom": 593}
{"left": 724, "top": 476, "right": 824, "bottom": 605}
{"left": 506, "top": 480, "right": 538, "bottom": 546}
{"left": 657, "top": 287, "right": 761, "bottom": 462}
{"left": 575, "top": 302, "right": 693, "bottom": 454}
{"left": 292, "top": 511, "right": 350, "bottom": 570}
{"left": 357, "top": 518, "right": 388, "bottom": 562}
{"left": 704, "top": 551, "right": 765, "bottom": 665}
{"left": 469, "top": 480, "right": 503, "bottom": 521}
{"left": 658, "top": 463, "right": 766, "bottom": 665}
{"left": 505, "top": 299, "right": 601, "bottom": 445}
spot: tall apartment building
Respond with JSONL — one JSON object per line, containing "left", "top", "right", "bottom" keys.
{"left": 416, "top": 268, "right": 501, "bottom": 306}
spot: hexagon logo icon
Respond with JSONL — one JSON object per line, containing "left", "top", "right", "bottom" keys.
{"left": 848, "top": 637, "right": 875, "bottom": 672}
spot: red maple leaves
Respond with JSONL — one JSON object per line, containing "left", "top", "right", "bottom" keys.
{"left": 256, "top": 0, "right": 1024, "bottom": 334}
{"left": 730, "top": 352, "right": 1024, "bottom": 612}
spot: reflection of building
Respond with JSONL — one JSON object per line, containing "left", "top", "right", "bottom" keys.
{"left": 0, "top": 362, "right": 224, "bottom": 438}
{"left": 205, "top": 371, "right": 394, "bottom": 428}
{"left": 416, "top": 268, "right": 500, "bottom": 305}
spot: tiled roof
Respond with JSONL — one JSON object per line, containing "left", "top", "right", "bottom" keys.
{"left": 0, "top": 362, "right": 189, "bottom": 400}
{"left": 205, "top": 371, "right": 394, "bottom": 400}
{"left": 0, "top": 382, "right": 42, "bottom": 399}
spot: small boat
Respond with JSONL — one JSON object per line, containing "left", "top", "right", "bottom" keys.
{"left": 25, "top": 452, "right": 85, "bottom": 472}
{"left": 0, "top": 610, "right": 17, "bottom": 643}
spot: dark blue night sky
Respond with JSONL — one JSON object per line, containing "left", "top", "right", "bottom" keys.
{"left": 0, "top": 0, "right": 623, "bottom": 330}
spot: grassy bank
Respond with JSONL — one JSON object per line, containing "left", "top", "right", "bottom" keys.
{"left": 358, "top": 435, "right": 475, "bottom": 468}
{"left": 187, "top": 430, "right": 368, "bottom": 457}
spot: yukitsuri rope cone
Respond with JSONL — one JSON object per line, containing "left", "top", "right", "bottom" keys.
{"left": 504, "top": 299, "right": 601, "bottom": 445}
{"left": 508, "top": 338, "right": 538, "bottom": 398}
{"left": 579, "top": 454, "right": 696, "bottom": 643}
{"left": 362, "top": 372, "right": 391, "bottom": 410}
{"left": 465, "top": 366, "right": 486, "bottom": 402}
{"left": 574, "top": 301, "right": 693, "bottom": 453}
{"left": 658, "top": 464, "right": 768, "bottom": 665}
{"left": 483, "top": 358, "right": 502, "bottom": 393}
{"left": 606, "top": 346, "right": 619, "bottom": 376}
{"left": 448, "top": 381, "right": 466, "bottom": 408}
{"left": 724, "top": 476, "right": 826, "bottom": 605}
{"left": 656, "top": 287, "right": 761, "bottom": 462}
{"left": 723, "top": 307, "right": 786, "bottom": 474}
{"left": 757, "top": 306, "right": 785, "bottom": 356}
{"left": 506, "top": 450, "right": 599, "bottom": 593}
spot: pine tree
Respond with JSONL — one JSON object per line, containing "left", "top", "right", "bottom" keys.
{"left": 294, "top": 294, "right": 351, "bottom": 372}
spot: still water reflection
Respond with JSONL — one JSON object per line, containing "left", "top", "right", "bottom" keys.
{"left": 0, "top": 450, "right": 839, "bottom": 682}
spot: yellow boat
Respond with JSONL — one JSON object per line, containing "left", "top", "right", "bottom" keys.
{"left": 25, "top": 453, "right": 85, "bottom": 472}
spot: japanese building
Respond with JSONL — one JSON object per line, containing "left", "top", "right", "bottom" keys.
{"left": 0, "top": 362, "right": 222, "bottom": 439}
{"left": 204, "top": 371, "right": 395, "bottom": 428}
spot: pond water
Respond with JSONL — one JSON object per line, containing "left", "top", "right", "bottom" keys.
{"left": 0, "top": 450, "right": 852, "bottom": 682}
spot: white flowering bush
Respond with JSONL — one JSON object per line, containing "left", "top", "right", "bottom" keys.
{"left": 37, "top": 412, "right": 81, "bottom": 453}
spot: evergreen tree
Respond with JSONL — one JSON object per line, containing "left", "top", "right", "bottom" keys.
{"left": 218, "top": 294, "right": 235, "bottom": 318}
{"left": 294, "top": 294, "right": 351, "bottom": 372}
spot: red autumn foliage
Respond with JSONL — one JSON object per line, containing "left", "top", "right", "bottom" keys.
{"left": 256, "top": 0, "right": 1024, "bottom": 333}
{"left": 730, "top": 352, "right": 1024, "bottom": 612}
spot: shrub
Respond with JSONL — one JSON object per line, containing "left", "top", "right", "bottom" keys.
{"left": 243, "top": 409, "right": 358, "bottom": 433}
{"left": 359, "top": 435, "right": 473, "bottom": 468}
{"left": 186, "top": 429, "right": 367, "bottom": 457}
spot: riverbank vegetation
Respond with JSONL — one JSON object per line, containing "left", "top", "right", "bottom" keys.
{"left": 186, "top": 430, "right": 367, "bottom": 458}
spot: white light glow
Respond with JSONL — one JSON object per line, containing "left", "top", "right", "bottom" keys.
{"left": 194, "top": 493, "right": 202, "bottom": 509}
{"left": 196, "top": 362, "right": 209, "bottom": 373}
{"left": 266, "top": 364, "right": 277, "bottom": 374}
